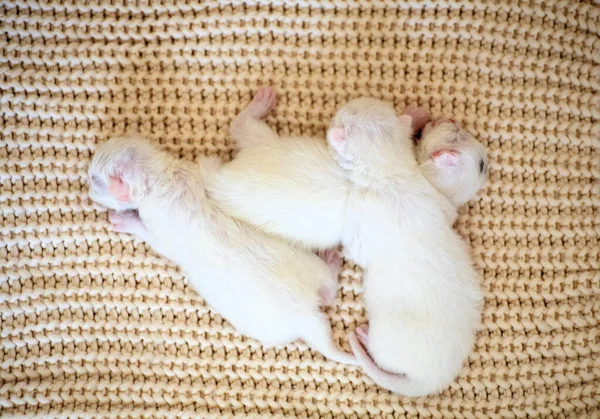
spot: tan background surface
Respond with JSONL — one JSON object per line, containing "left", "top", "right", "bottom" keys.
{"left": 1, "top": 1, "right": 599, "bottom": 417}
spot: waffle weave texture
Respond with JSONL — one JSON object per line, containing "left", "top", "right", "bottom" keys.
{"left": 1, "top": 1, "right": 599, "bottom": 417}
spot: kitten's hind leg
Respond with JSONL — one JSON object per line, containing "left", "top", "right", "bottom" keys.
{"left": 230, "top": 87, "right": 279, "bottom": 149}
{"left": 317, "top": 248, "right": 342, "bottom": 306}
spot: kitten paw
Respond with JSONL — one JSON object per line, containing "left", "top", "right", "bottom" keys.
{"left": 319, "top": 284, "right": 337, "bottom": 306}
{"left": 108, "top": 210, "right": 143, "bottom": 234}
{"left": 356, "top": 324, "right": 369, "bottom": 344}
{"left": 318, "top": 248, "right": 342, "bottom": 274}
{"left": 317, "top": 248, "right": 341, "bottom": 306}
{"left": 249, "top": 87, "right": 277, "bottom": 119}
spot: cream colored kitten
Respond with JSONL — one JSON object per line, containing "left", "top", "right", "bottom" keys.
{"left": 88, "top": 137, "right": 356, "bottom": 365}
{"left": 328, "top": 98, "right": 482, "bottom": 396}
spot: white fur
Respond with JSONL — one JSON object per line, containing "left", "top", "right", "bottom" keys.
{"left": 329, "top": 98, "right": 483, "bottom": 396}
{"left": 417, "top": 120, "right": 488, "bottom": 207}
{"left": 210, "top": 89, "right": 486, "bottom": 396}
{"left": 208, "top": 89, "right": 350, "bottom": 250}
{"left": 88, "top": 137, "right": 356, "bottom": 365}
{"left": 208, "top": 135, "right": 350, "bottom": 250}
{"left": 208, "top": 88, "right": 486, "bottom": 252}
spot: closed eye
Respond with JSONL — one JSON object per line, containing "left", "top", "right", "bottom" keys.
{"left": 479, "top": 159, "right": 486, "bottom": 174}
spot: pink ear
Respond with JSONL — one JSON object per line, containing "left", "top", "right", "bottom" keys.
{"left": 328, "top": 127, "right": 345, "bottom": 144}
{"left": 108, "top": 176, "right": 130, "bottom": 202}
{"left": 431, "top": 149, "right": 460, "bottom": 167}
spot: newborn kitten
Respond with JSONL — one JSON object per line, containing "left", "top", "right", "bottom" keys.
{"left": 328, "top": 98, "right": 483, "bottom": 396}
{"left": 88, "top": 137, "right": 356, "bottom": 365}
{"left": 208, "top": 88, "right": 486, "bottom": 252}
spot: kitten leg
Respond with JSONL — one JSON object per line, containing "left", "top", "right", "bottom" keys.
{"left": 230, "top": 87, "right": 279, "bottom": 149}
{"left": 109, "top": 209, "right": 177, "bottom": 259}
{"left": 317, "top": 248, "right": 342, "bottom": 305}
{"left": 318, "top": 247, "right": 342, "bottom": 276}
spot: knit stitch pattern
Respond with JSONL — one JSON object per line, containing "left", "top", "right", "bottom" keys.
{"left": 1, "top": 1, "right": 599, "bottom": 417}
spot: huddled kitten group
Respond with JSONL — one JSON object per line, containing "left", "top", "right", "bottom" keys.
{"left": 89, "top": 87, "right": 487, "bottom": 397}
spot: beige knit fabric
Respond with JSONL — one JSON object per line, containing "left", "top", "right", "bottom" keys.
{"left": 1, "top": 1, "right": 599, "bottom": 417}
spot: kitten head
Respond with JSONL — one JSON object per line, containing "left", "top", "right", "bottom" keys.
{"left": 88, "top": 137, "right": 171, "bottom": 210}
{"left": 326, "top": 98, "right": 412, "bottom": 177}
{"left": 416, "top": 120, "right": 488, "bottom": 206}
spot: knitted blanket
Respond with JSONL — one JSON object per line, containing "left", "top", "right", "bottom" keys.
{"left": 1, "top": 1, "right": 598, "bottom": 417}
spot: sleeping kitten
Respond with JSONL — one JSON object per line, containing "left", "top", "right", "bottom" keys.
{"left": 88, "top": 137, "right": 356, "bottom": 365}
{"left": 328, "top": 98, "right": 482, "bottom": 396}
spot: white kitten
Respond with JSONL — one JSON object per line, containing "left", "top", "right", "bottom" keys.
{"left": 328, "top": 98, "right": 483, "bottom": 396}
{"left": 88, "top": 137, "right": 356, "bottom": 365}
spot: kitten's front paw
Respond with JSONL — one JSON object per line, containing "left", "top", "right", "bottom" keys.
{"left": 249, "top": 87, "right": 277, "bottom": 118}
{"left": 108, "top": 210, "right": 143, "bottom": 234}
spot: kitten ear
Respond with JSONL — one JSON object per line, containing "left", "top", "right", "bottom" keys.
{"left": 431, "top": 149, "right": 460, "bottom": 167}
{"left": 108, "top": 176, "right": 131, "bottom": 202}
{"left": 327, "top": 126, "right": 347, "bottom": 155}
{"left": 328, "top": 126, "right": 345, "bottom": 144}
